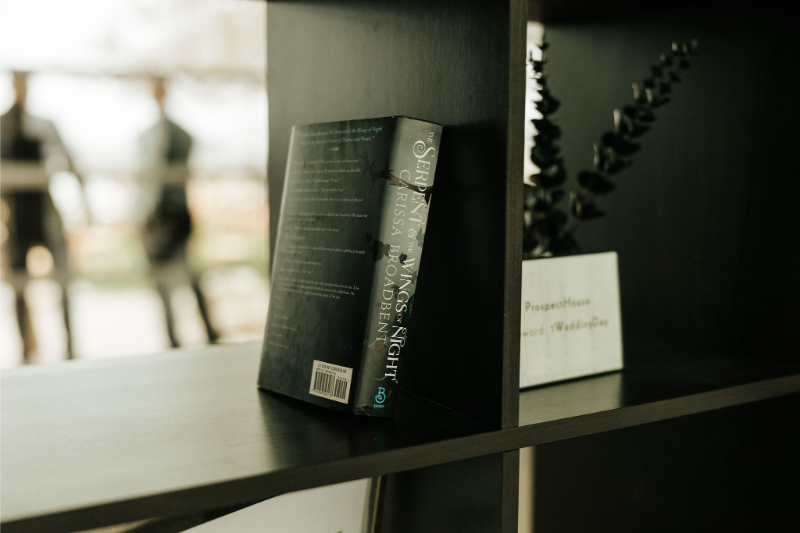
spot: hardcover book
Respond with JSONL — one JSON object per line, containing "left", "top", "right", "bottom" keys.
{"left": 258, "top": 116, "right": 442, "bottom": 416}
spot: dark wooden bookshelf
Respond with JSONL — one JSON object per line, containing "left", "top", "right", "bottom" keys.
{"left": 2, "top": 343, "right": 798, "bottom": 533}
{"left": 1, "top": 344, "right": 490, "bottom": 533}
{"left": 518, "top": 348, "right": 800, "bottom": 443}
{"left": 3, "top": 0, "right": 799, "bottom": 531}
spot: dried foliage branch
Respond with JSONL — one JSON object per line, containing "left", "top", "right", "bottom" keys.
{"left": 523, "top": 39, "right": 700, "bottom": 259}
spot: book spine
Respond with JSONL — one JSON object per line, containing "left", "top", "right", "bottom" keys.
{"left": 353, "top": 118, "right": 443, "bottom": 416}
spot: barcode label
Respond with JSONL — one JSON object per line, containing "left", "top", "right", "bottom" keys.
{"left": 309, "top": 360, "right": 352, "bottom": 404}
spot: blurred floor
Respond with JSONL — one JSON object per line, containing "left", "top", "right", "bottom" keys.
{"left": 0, "top": 266, "right": 268, "bottom": 368}
{"left": 1, "top": 173, "right": 268, "bottom": 368}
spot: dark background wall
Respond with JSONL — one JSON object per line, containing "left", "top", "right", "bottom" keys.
{"left": 532, "top": 4, "right": 799, "bottom": 531}
{"left": 534, "top": 396, "right": 800, "bottom": 532}
{"left": 541, "top": 2, "right": 799, "bottom": 361}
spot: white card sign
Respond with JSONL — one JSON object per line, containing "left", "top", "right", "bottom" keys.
{"left": 520, "top": 252, "right": 623, "bottom": 388}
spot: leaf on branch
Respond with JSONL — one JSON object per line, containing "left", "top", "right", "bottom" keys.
{"left": 526, "top": 185, "right": 567, "bottom": 213}
{"left": 593, "top": 143, "right": 606, "bottom": 171}
{"left": 524, "top": 182, "right": 547, "bottom": 205}
{"left": 596, "top": 143, "right": 632, "bottom": 174}
{"left": 525, "top": 184, "right": 547, "bottom": 211}
{"left": 645, "top": 87, "right": 671, "bottom": 107}
{"left": 602, "top": 148, "right": 631, "bottom": 174}
{"left": 530, "top": 163, "right": 566, "bottom": 189}
{"left": 530, "top": 144, "right": 561, "bottom": 168}
{"left": 628, "top": 123, "right": 650, "bottom": 138}
{"left": 632, "top": 82, "right": 648, "bottom": 104}
{"left": 613, "top": 109, "right": 623, "bottom": 133}
{"left": 613, "top": 109, "right": 650, "bottom": 138}
{"left": 623, "top": 105, "right": 655, "bottom": 123}
{"left": 527, "top": 208, "right": 567, "bottom": 243}
{"left": 578, "top": 171, "right": 616, "bottom": 194}
{"left": 601, "top": 132, "right": 640, "bottom": 156}
{"left": 532, "top": 119, "right": 561, "bottom": 142}
{"left": 536, "top": 90, "right": 560, "bottom": 115}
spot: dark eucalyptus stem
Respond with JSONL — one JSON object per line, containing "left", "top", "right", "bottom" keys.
{"left": 523, "top": 38, "right": 572, "bottom": 258}
{"left": 524, "top": 39, "right": 700, "bottom": 259}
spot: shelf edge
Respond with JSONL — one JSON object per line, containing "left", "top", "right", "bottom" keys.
{"left": 4, "top": 373, "right": 798, "bottom": 533}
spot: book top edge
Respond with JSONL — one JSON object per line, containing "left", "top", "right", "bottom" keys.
{"left": 291, "top": 116, "right": 443, "bottom": 130}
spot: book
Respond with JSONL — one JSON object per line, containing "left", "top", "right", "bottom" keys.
{"left": 258, "top": 116, "right": 442, "bottom": 416}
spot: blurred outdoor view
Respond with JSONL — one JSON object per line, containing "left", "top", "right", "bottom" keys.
{"left": 0, "top": 0, "right": 268, "bottom": 367}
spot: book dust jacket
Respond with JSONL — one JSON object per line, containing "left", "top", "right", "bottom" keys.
{"left": 258, "top": 116, "right": 442, "bottom": 416}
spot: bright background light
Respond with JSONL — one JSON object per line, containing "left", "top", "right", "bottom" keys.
{"left": 0, "top": 0, "right": 269, "bottom": 367}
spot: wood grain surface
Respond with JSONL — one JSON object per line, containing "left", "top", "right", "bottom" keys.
{"left": 3, "top": 343, "right": 798, "bottom": 532}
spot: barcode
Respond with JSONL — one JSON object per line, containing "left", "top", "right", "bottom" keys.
{"left": 309, "top": 360, "right": 352, "bottom": 404}
{"left": 312, "top": 371, "right": 348, "bottom": 400}
{"left": 333, "top": 378, "right": 347, "bottom": 399}
{"left": 313, "top": 371, "right": 334, "bottom": 395}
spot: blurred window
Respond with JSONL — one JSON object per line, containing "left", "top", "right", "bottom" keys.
{"left": 0, "top": 0, "right": 268, "bottom": 366}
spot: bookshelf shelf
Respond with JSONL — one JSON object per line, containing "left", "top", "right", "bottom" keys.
{"left": 517, "top": 349, "right": 800, "bottom": 443}
{"left": 0, "top": 344, "right": 487, "bottom": 533}
{"left": 2, "top": 344, "right": 798, "bottom": 533}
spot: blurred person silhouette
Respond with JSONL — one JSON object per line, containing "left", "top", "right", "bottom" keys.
{"left": 136, "top": 77, "right": 217, "bottom": 347}
{"left": 0, "top": 71, "right": 81, "bottom": 362}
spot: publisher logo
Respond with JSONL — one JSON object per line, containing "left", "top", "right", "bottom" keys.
{"left": 375, "top": 387, "right": 386, "bottom": 404}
